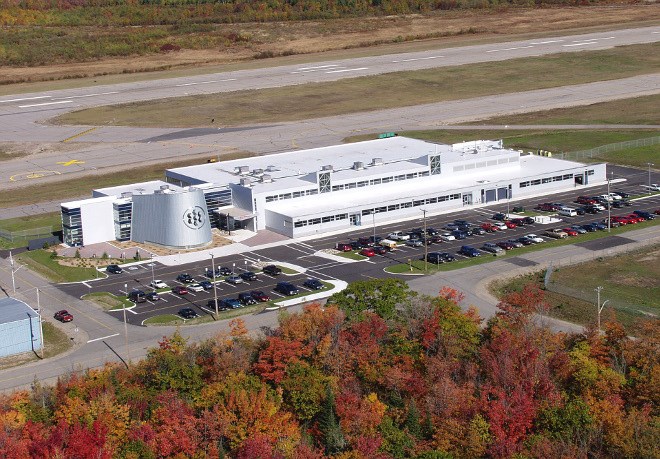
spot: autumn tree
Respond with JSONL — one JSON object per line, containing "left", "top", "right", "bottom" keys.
{"left": 327, "top": 278, "right": 413, "bottom": 321}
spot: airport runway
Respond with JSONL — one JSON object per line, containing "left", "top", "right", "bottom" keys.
{"left": 0, "top": 25, "right": 659, "bottom": 194}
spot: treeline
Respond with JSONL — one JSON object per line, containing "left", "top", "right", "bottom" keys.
{"left": 0, "top": 0, "right": 611, "bottom": 27}
{"left": 0, "top": 279, "right": 657, "bottom": 458}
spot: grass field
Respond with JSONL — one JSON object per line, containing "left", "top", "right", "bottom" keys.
{"left": 0, "top": 212, "right": 62, "bottom": 250}
{"left": 490, "top": 245, "right": 659, "bottom": 334}
{"left": 83, "top": 292, "right": 133, "bottom": 311}
{"left": 55, "top": 43, "right": 660, "bottom": 128}
{"left": 17, "top": 250, "right": 99, "bottom": 283}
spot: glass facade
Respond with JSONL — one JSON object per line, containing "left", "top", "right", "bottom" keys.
{"left": 113, "top": 202, "right": 133, "bottom": 241}
{"left": 61, "top": 206, "right": 83, "bottom": 246}
{"left": 204, "top": 187, "right": 232, "bottom": 227}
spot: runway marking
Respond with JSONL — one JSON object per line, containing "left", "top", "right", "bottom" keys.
{"left": 53, "top": 91, "right": 119, "bottom": 100}
{"left": 563, "top": 42, "right": 598, "bottom": 47}
{"left": 57, "top": 159, "right": 85, "bottom": 166}
{"left": 19, "top": 100, "right": 73, "bottom": 108}
{"left": 9, "top": 170, "right": 61, "bottom": 181}
{"left": 61, "top": 127, "right": 98, "bottom": 143}
{"left": 325, "top": 67, "right": 368, "bottom": 74}
{"left": 176, "top": 81, "right": 217, "bottom": 87}
{"left": 1, "top": 96, "right": 50, "bottom": 103}
{"left": 392, "top": 56, "right": 443, "bottom": 63}
{"left": 296, "top": 64, "right": 340, "bottom": 71}
{"left": 529, "top": 40, "right": 564, "bottom": 45}
{"left": 486, "top": 45, "right": 534, "bottom": 53}
{"left": 87, "top": 333, "right": 120, "bottom": 343}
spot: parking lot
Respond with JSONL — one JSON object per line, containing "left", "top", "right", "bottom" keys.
{"left": 58, "top": 164, "right": 660, "bottom": 325}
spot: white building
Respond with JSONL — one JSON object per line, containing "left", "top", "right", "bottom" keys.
{"left": 61, "top": 136, "right": 606, "bottom": 246}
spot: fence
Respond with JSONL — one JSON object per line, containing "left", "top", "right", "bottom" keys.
{"left": 0, "top": 226, "right": 53, "bottom": 243}
{"left": 558, "top": 136, "right": 660, "bottom": 161}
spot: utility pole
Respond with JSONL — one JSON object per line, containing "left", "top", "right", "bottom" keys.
{"left": 647, "top": 162, "right": 654, "bottom": 195}
{"left": 123, "top": 283, "right": 130, "bottom": 364}
{"left": 422, "top": 209, "right": 428, "bottom": 272}
{"left": 150, "top": 254, "right": 156, "bottom": 288}
{"left": 372, "top": 211, "right": 376, "bottom": 244}
{"left": 607, "top": 173, "right": 611, "bottom": 233}
{"left": 37, "top": 288, "right": 44, "bottom": 359}
{"left": 9, "top": 250, "right": 20, "bottom": 294}
{"left": 595, "top": 286, "right": 610, "bottom": 334}
{"left": 211, "top": 253, "right": 218, "bottom": 316}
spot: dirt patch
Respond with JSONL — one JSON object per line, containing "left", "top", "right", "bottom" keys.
{"left": 1, "top": 6, "right": 657, "bottom": 86}
{"left": 608, "top": 273, "right": 659, "bottom": 289}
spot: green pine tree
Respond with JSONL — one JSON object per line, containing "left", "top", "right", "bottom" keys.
{"left": 318, "top": 385, "right": 346, "bottom": 455}
{"left": 405, "top": 400, "right": 422, "bottom": 439}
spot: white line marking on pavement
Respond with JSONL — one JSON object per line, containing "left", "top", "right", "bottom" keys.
{"left": 297, "top": 64, "right": 340, "bottom": 70}
{"left": 325, "top": 67, "right": 368, "bottom": 74}
{"left": 19, "top": 100, "right": 73, "bottom": 108}
{"left": 87, "top": 333, "right": 120, "bottom": 343}
{"left": 392, "top": 56, "right": 443, "bottom": 63}
{"left": 529, "top": 40, "right": 563, "bottom": 45}
{"left": 53, "top": 91, "right": 119, "bottom": 100}
{"left": 486, "top": 45, "right": 534, "bottom": 53}
{"left": 175, "top": 81, "right": 218, "bottom": 87}
{"left": 1, "top": 96, "right": 50, "bottom": 103}
{"left": 563, "top": 42, "right": 598, "bottom": 47}
{"left": 82, "top": 282, "right": 91, "bottom": 288}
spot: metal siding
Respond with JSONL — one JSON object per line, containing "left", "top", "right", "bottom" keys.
{"left": 131, "top": 189, "right": 211, "bottom": 248}
{"left": 0, "top": 318, "right": 42, "bottom": 358}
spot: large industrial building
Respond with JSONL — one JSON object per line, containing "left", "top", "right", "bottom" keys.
{"left": 61, "top": 136, "right": 606, "bottom": 247}
{"left": 0, "top": 297, "right": 43, "bottom": 358}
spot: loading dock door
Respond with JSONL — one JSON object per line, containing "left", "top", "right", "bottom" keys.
{"left": 497, "top": 187, "right": 509, "bottom": 200}
{"left": 485, "top": 189, "right": 497, "bottom": 203}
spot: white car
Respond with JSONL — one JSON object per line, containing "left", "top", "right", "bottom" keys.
{"left": 607, "top": 192, "right": 622, "bottom": 201}
{"left": 493, "top": 221, "right": 507, "bottom": 230}
{"left": 188, "top": 283, "right": 205, "bottom": 292}
{"left": 150, "top": 280, "right": 168, "bottom": 289}
{"left": 526, "top": 233, "right": 545, "bottom": 243}
{"left": 439, "top": 232, "right": 456, "bottom": 242}
{"left": 388, "top": 231, "right": 410, "bottom": 241}
{"left": 642, "top": 183, "right": 660, "bottom": 192}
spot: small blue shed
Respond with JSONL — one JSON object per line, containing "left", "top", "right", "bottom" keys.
{"left": 0, "top": 297, "right": 43, "bottom": 358}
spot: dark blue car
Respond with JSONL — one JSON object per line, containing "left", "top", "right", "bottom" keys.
{"left": 459, "top": 246, "right": 481, "bottom": 257}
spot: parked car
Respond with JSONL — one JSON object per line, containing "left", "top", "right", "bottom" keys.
{"left": 404, "top": 239, "right": 423, "bottom": 249}
{"left": 198, "top": 280, "right": 214, "bottom": 290}
{"left": 581, "top": 224, "right": 598, "bottom": 232}
{"left": 372, "top": 245, "right": 390, "bottom": 255}
{"left": 303, "top": 278, "right": 324, "bottom": 290}
{"left": 225, "top": 275, "right": 244, "bottom": 285}
{"left": 497, "top": 241, "right": 517, "bottom": 250}
{"left": 360, "top": 247, "right": 377, "bottom": 257}
{"left": 106, "top": 264, "right": 123, "bottom": 274}
{"left": 368, "top": 235, "right": 383, "bottom": 245}
{"left": 516, "top": 236, "right": 535, "bottom": 245}
{"left": 275, "top": 282, "right": 299, "bottom": 296}
{"left": 492, "top": 222, "right": 508, "bottom": 231}
{"left": 512, "top": 206, "right": 525, "bottom": 213}
{"left": 570, "top": 225, "right": 588, "bottom": 234}
{"left": 262, "top": 265, "right": 282, "bottom": 276}
{"left": 178, "top": 308, "right": 198, "bottom": 319}
{"left": 562, "top": 228, "right": 579, "bottom": 237}
{"left": 510, "top": 218, "right": 526, "bottom": 226}
{"left": 625, "top": 213, "right": 644, "bottom": 223}
{"left": 388, "top": 231, "right": 410, "bottom": 241}
{"left": 128, "top": 290, "right": 147, "bottom": 303}
{"left": 426, "top": 227, "right": 440, "bottom": 236}
{"left": 238, "top": 292, "right": 258, "bottom": 305}
{"left": 187, "top": 283, "right": 205, "bottom": 292}
{"left": 492, "top": 213, "right": 507, "bottom": 221}
{"left": 535, "top": 203, "right": 560, "bottom": 212}
{"left": 504, "top": 221, "right": 517, "bottom": 229}
{"left": 481, "top": 243, "right": 504, "bottom": 254}
{"left": 205, "top": 267, "right": 225, "bottom": 278}
{"left": 522, "top": 217, "right": 536, "bottom": 225}
{"left": 426, "top": 252, "right": 456, "bottom": 264}
{"left": 357, "top": 237, "right": 373, "bottom": 247}
{"left": 150, "top": 279, "right": 168, "bottom": 289}
{"left": 54, "top": 310, "right": 73, "bottom": 322}
{"left": 576, "top": 196, "right": 596, "bottom": 205}
{"left": 459, "top": 246, "right": 481, "bottom": 257}
{"left": 591, "top": 221, "right": 607, "bottom": 231}
{"left": 481, "top": 223, "right": 499, "bottom": 232}
{"left": 350, "top": 241, "right": 366, "bottom": 250}
{"left": 469, "top": 226, "right": 486, "bottom": 235}
{"left": 526, "top": 234, "right": 545, "bottom": 243}
{"left": 239, "top": 271, "right": 258, "bottom": 281}
{"left": 439, "top": 232, "right": 456, "bottom": 242}
{"left": 451, "top": 230, "right": 468, "bottom": 240}
{"left": 146, "top": 291, "right": 160, "bottom": 301}
{"left": 176, "top": 273, "right": 194, "bottom": 284}
{"left": 506, "top": 239, "right": 524, "bottom": 248}
{"left": 207, "top": 299, "right": 230, "bottom": 311}
{"left": 613, "top": 190, "right": 630, "bottom": 199}
{"left": 251, "top": 290, "right": 271, "bottom": 302}
{"left": 545, "top": 228, "right": 568, "bottom": 239}
{"left": 221, "top": 298, "right": 242, "bottom": 309}
{"left": 633, "top": 210, "right": 655, "bottom": 220}
{"left": 335, "top": 242, "right": 353, "bottom": 252}
{"left": 171, "top": 286, "right": 188, "bottom": 295}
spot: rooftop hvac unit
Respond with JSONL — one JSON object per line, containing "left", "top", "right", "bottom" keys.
{"left": 260, "top": 174, "right": 272, "bottom": 183}
{"left": 353, "top": 161, "right": 364, "bottom": 170}
{"left": 240, "top": 178, "right": 252, "bottom": 186}
{"left": 321, "top": 165, "right": 333, "bottom": 171}
{"left": 371, "top": 157, "right": 383, "bottom": 166}
{"left": 235, "top": 165, "right": 250, "bottom": 175}
{"left": 266, "top": 165, "right": 278, "bottom": 172}
{"left": 120, "top": 192, "right": 133, "bottom": 198}
{"left": 252, "top": 168, "right": 264, "bottom": 176}
{"left": 160, "top": 184, "right": 169, "bottom": 190}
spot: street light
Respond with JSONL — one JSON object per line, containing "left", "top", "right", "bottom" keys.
{"left": 210, "top": 253, "right": 218, "bottom": 316}
{"left": 150, "top": 254, "right": 156, "bottom": 289}
{"left": 123, "top": 283, "right": 130, "bottom": 363}
{"left": 421, "top": 209, "right": 428, "bottom": 272}
{"left": 607, "top": 172, "right": 611, "bottom": 233}
{"left": 647, "top": 162, "right": 655, "bottom": 195}
{"left": 595, "top": 286, "right": 610, "bottom": 334}
{"left": 9, "top": 250, "right": 22, "bottom": 294}
{"left": 372, "top": 210, "right": 377, "bottom": 244}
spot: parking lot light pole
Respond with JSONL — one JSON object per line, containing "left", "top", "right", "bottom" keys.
{"left": 372, "top": 211, "right": 377, "bottom": 244}
{"left": 150, "top": 254, "right": 156, "bottom": 289}
{"left": 210, "top": 253, "right": 218, "bottom": 316}
{"left": 607, "top": 174, "right": 611, "bottom": 233}
{"left": 595, "top": 286, "right": 610, "bottom": 334}
{"left": 421, "top": 209, "right": 428, "bottom": 272}
{"left": 647, "top": 162, "right": 654, "bottom": 195}
{"left": 123, "top": 283, "right": 130, "bottom": 363}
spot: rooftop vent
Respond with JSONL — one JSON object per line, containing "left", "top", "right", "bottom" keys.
{"left": 235, "top": 165, "right": 250, "bottom": 175}
{"left": 240, "top": 178, "right": 252, "bottom": 186}
{"left": 252, "top": 168, "right": 264, "bottom": 176}
{"left": 371, "top": 157, "right": 383, "bottom": 166}
{"left": 266, "top": 165, "right": 278, "bottom": 172}
{"left": 120, "top": 192, "right": 133, "bottom": 199}
{"left": 160, "top": 184, "right": 169, "bottom": 190}
{"left": 260, "top": 174, "right": 272, "bottom": 183}
{"left": 353, "top": 161, "right": 364, "bottom": 171}
{"left": 321, "top": 165, "right": 333, "bottom": 171}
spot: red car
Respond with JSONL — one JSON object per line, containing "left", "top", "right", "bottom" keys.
{"left": 481, "top": 223, "right": 499, "bottom": 232}
{"left": 250, "top": 290, "right": 271, "bottom": 302}
{"left": 655, "top": 209, "right": 660, "bottom": 215}
{"left": 576, "top": 196, "right": 597, "bottom": 205}
{"left": 504, "top": 221, "right": 517, "bottom": 229}
{"left": 54, "top": 310, "right": 73, "bottom": 322}
{"left": 625, "top": 214, "right": 643, "bottom": 223}
{"left": 335, "top": 243, "right": 353, "bottom": 252}
{"left": 359, "top": 248, "right": 376, "bottom": 257}
{"left": 562, "top": 228, "right": 579, "bottom": 237}
{"left": 172, "top": 286, "right": 189, "bottom": 295}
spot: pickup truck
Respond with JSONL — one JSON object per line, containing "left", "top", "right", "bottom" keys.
{"left": 544, "top": 228, "right": 568, "bottom": 239}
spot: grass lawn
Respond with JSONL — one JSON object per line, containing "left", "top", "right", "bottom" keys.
{"left": 490, "top": 245, "right": 659, "bottom": 334}
{"left": 17, "top": 250, "right": 98, "bottom": 283}
{"left": 43, "top": 322, "right": 74, "bottom": 358}
{"left": 385, "top": 218, "right": 660, "bottom": 274}
{"left": 55, "top": 43, "right": 659, "bottom": 128}
{"left": 337, "top": 251, "right": 368, "bottom": 261}
{"left": 83, "top": 292, "right": 133, "bottom": 311}
{"left": 0, "top": 212, "right": 62, "bottom": 250}
{"left": 144, "top": 303, "right": 265, "bottom": 325}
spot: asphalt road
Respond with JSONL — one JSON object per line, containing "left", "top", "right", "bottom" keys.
{"left": 1, "top": 25, "right": 659, "bottom": 194}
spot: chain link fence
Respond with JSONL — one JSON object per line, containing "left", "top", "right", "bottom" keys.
{"left": 0, "top": 226, "right": 53, "bottom": 243}
{"left": 558, "top": 136, "right": 660, "bottom": 161}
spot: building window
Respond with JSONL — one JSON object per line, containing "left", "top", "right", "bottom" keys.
{"left": 531, "top": 179, "right": 541, "bottom": 185}
{"left": 520, "top": 181, "right": 529, "bottom": 188}
{"left": 357, "top": 181, "right": 368, "bottom": 187}
{"left": 587, "top": 170, "right": 595, "bottom": 176}
{"left": 563, "top": 174, "right": 573, "bottom": 180}
{"left": 542, "top": 178, "right": 551, "bottom": 184}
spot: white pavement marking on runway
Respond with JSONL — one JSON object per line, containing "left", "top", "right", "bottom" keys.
{"left": 529, "top": 40, "right": 564, "bottom": 45}
{"left": 52, "top": 91, "right": 119, "bottom": 100}
{"left": 563, "top": 42, "right": 598, "bottom": 47}
{"left": 87, "top": 333, "right": 120, "bottom": 343}
{"left": 1, "top": 96, "right": 50, "bottom": 103}
{"left": 175, "top": 81, "right": 218, "bottom": 87}
{"left": 392, "top": 56, "right": 443, "bottom": 63}
{"left": 325, "top": 67, "right": 368, "bottom": 74}
{"left": 486, "top": 45, "right": 534, "bottom": 53}
{"left": 297, "top": 64, "right": 340, "bottom": 70}
{"left": 19, "top": 100, "right": 73, "bottom": 108}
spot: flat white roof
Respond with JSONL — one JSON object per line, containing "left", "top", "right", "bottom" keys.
{"left": 94, "top": 180, "right": 183, "bottom": 198}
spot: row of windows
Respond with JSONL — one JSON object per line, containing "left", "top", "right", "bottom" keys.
{"left": 294, "top": 213, "right": 348, "bottom": 228}
{"left": 453, "top": 156, "right": 518, "bottom": 172}
{"left": 520, "top": 173, "right": 576, "bottom": 188}
{"left": 265, "top": 188, "right": 318, "bottom": 203}
{"left": 331, "top": 171, "right": 430, "bottom": 192}
{"left": 292, "top": 193, "right": 462, "bottom": 228}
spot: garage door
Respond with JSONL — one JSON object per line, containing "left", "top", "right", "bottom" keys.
{"left": 497, "top": 187, "right": 509, "bottom": 200}
{"left": 485, "top": 189, "right": 497, "bottom": 203}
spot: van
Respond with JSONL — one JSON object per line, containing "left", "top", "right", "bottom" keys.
{"left": 128, "top": 290, "right": 146, "bottom": 303}
{"left": 558, "top": 207, "right": 578, "bottom": 217}
{"left": 379, "top": 239, "right": 398, "bottom": 250}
